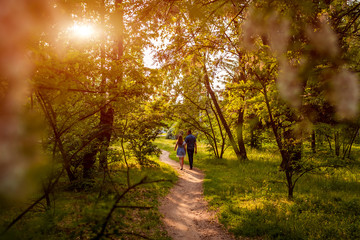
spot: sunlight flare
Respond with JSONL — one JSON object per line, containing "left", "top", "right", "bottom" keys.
{"left": 69, "top": 23, "right": 95, "bottom": 38}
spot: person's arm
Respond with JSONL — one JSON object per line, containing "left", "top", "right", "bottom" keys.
{"left": 174, "top": 142, "right": 178, "bottom": 151}
{"left": 184, "top": 143, "right": 187, "bottom": 153}
{"left": 195, "top": 142, "right": 197, "bottom": 154}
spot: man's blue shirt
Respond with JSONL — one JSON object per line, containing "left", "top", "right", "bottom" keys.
{"left": 185, "top": 134, "right": 196, "bottom": 150}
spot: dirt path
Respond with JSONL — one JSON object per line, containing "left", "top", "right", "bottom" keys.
{"left": 159, "top": 150, "right": 235, "bottom": 240}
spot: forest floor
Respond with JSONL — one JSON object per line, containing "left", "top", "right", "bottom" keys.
{"left": 158, "top": 150, "right": 236, "bottom": 240}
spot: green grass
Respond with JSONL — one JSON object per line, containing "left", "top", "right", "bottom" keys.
{"left": 155, "top": 137, "right": 360, "bottom": 240}
{"left": 0, "top": 155, "right": 177, "bottom": 240}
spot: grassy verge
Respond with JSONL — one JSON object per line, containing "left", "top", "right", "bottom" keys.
{"left": 0, "top": 155, "right": 177, "bottom": 240}
{"left": 155, "top": 137, "right": 360, "bottom": 240}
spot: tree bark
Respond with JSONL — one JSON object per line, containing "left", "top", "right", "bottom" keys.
{"left": 286, "top": 170, "right": 294, "bottom": 200}
{"left": 98, "top": 107, "right": 114, "bottom": 171}
{"left": 334, "top": 131, "right": 340, "bottom": 156}
{"left": 325, "top": 134, "right": 332, "bottom": 151}
{"left": 204, "top": 72, "right": 245, "bottom": 161}
{"left": 344, "top": 126, "right": 359, "bottom": 159}
{"left": 311, "top": 130, "right": 316, "bottom": 153}
{"left": 208, "top": 97, "right": 226, "bottom": 158}
{"left": 96, "top": 0, "right": 123, "bottom": 173}
{"left": 205, "top": 107, "right": 220, "bottom": 158}
{"left": 261, "top": 84, "right": 288, "bottom": 169}
{"left": 83, "top": 145, "right": 98, "bottom": 179}
{"left": 236, "top": 108, "right": 247, "bottom": 160}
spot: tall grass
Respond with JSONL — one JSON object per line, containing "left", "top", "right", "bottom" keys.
{"left": 155, "top": 137, "right": 360, "bottom": 240}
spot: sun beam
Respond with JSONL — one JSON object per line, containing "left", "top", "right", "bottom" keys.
{"left": 69, "top": 23, "right": 95, "bottom": 38}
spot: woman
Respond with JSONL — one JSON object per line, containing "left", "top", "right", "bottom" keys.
{"left": 174, "top": 135, "right": 186, "bottom": 170}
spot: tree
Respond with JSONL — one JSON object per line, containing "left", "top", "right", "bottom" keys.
{"left": 240, "top": 0, "right": 360, "bottom": 198}
{"left": 155, "top": 1, "right": 250, "bottom": 160}
{"left": 173, "top": 74, "right": 227, "bottom": 158}
{"left": 153, "top": 0, "right": 360, "bottom": 198}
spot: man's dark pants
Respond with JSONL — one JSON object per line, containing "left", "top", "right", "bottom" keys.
{"left": 187, "top": 148, "right": 194, "bottom": 169}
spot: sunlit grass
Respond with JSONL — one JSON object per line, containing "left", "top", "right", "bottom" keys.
{"left": 155, "top": 137, "right": 360, "bottom": 240}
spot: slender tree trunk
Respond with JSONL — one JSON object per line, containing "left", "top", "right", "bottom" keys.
{"left": 325, "top": 134, "right": 332, "bottom": 151}
{"left": 311, "top": 130, "right": 316, "bottom": 153}
{"left": 120, "top": 138, "right": 130, "bottom": 188}
{"left": 56, "top": 135, "right": 76, "bottom": 181}
{"left": 334, "top": 131, "right": 340, "bottom": 156}
{"left": 37, "top": 93, "right": 76, "bottom": 182}
{"left": 283, "top": 128, "right": 302, "bottom": 171}
{"left": 236, "top": 108, "right": 247, "bottom": 160}
{"left": 220, "top": 137, "right": 225, "bottom": 158}
{"left": 261, "top": 84, "right": 288, "bottom": 168}
{"left": 86, "top": 0, "right": 108, "bottom": 175}
{"left": 43, "top": 183, "right": 51, "bottom": 209}
{"left": 209, "top": 97, "right": 226, "bottom": 158}
{"left": 348, "top": 127, "right": 359, "bottom": 158}
{"left": 250, "top": 129, "right": 255, "bottom": 148}
{"left": 204, "top": 72, "right": 245, "bottom": 161}
{"left": 286, "top": 170, "right": 294, "bottom": 200}
{"left": 344, "top": 126, "right": 360, "bottom": 159}
{"left": 261, "top": 83, "right": 301, "bottom": 199}
{"left": 97, "top": 0, "right": 124, "bottom": 172}
{"left": 98, "top": 107, "right": 114, "bottom": 171}
{"left": 205, "top": 108, "right": 220, "bottom": 158}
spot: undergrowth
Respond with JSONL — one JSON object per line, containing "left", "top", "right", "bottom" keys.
{"left": 0, "top": 154, "right": 177, "bottom": 240}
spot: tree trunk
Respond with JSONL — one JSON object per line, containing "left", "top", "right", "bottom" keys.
{"left": 204, "top": 72, "right": 245, "bottom": 161}
{"left": 311, "top": 130, "right": 316, "bottom": 153}
{"left": 261, "top": 84, "right": 288, "bottom": 169}
{"left": 261, "top": 83, "right": 301, "bottom": 198}
{"left": 250, "top": 129, "right": 255, "bottom": 148}
{"left": 348, "top": 126, "right": 359, "bottom": 158}
{"left": 249, "top": 115, "right": 261, "bottom": 149}
{"left": 205, "top": 107, "right": 220, "bottom": 158}
{"left": 83, "top": 146, "right": 98, "bottom": 179}
{"left": 96, "top": 0, "right": 123, "bottom": 172}
{"left": 98, "top": 107, "right": 114, "bottom": 171}
{"left": 283, "top": 128, "right": 302, "bottom": 171}
{"left": 344, "top": 126, "right": 360, "bottom": 159}
{"left": 57, "top": 139, "right": 76, "bottom": 182}
{"left": 43, "top": 183, "right": 51, "bottom": 209}
{"left": 325, "top": 134, "right": 332, "bottom": 151}
{"left": 286, "top": 170, "right": 294, "bottom": 200}
{"left": 209, "top": 97, "right": 226, "bottom": 159}
{"left": 120, "top": 137, "right": 130, "bottom": 188}
{"left": 236, "top": 108, "right": 247, "bottom": 160}
{"left": 334, "top": 131, "right": 340, "bottom": 156}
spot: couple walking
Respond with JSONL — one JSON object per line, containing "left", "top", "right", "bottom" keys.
{"left": 174, "top": 130, "right": 197, "bottom": 170}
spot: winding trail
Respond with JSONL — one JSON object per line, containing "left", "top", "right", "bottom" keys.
{"left": 159, "top": 150, "right": 235, "bottom": 240}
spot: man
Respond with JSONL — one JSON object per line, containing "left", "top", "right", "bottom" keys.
{"left": 184, "top": 130, "right": 197, "bottom": 170}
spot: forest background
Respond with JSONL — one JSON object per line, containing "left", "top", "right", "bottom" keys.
{"left": 0, "top": 0, "right": 359, "bottom": 239}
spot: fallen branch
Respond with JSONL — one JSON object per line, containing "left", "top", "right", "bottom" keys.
{"left": 1, "top": 168, "right": 65, "bottom": 235}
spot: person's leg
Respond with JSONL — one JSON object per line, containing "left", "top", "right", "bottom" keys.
{"left": 187, "top": 149, "right": 194, "bottom": 169}
{"left": 180, "top": 157, "right": 184, "bottom": 169}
